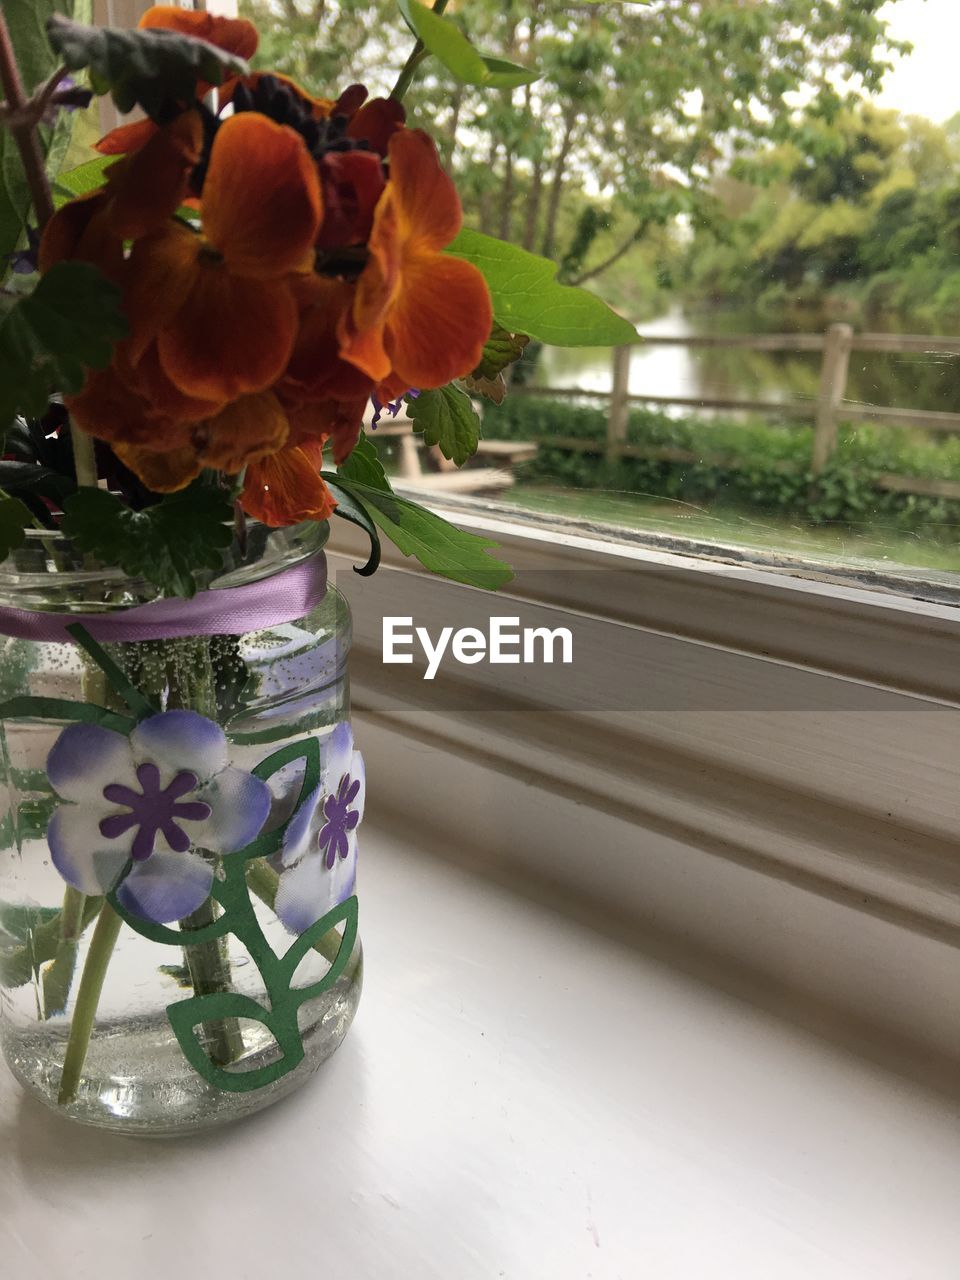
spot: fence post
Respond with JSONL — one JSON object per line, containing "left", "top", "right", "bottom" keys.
{"left": 812, "top": 323, "right": 853, "bottom": 475}
{"left": 606, "top": 345, "right": 631, "bottom": 464}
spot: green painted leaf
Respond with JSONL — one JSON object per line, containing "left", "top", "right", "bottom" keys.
{"left": 0, "top": 261, "right": 127, "bottom": 428}
{"left": 47, "top": 15, "right": 249, "bottom": 117}
{"left": 446, "top": 229, "right": 638, "bottom": 347}
{"left": 0, "top": 1, "right": 92, "bottom": 266}
{"left": 406, "top": 384, "right": 481, "bottom": 466}
{"left": 396, "top": 0, "right": 538, "bottom": 88}
{"left": 335, "top": 479, "right": 512, "bottom": 589}
{"left": 321, "top": 476, "right": 381, "bottom": 576}
{"left": 0, "top": 497, "right": 32, "bottom": 562}
{"left": 337, "top": 431, "right": 392, "bottom": 492}
{"left": 61, "top": 483, "right": 234, "bottom": 599}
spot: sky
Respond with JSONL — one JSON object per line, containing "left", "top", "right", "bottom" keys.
{"left": 875, "top": 0, "right": 960, "bottom": 122}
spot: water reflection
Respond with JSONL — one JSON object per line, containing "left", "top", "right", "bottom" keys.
{"left": 536, "top": 306, "right": 960, "bottom": 415}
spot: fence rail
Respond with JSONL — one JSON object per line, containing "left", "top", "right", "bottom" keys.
{"left": 512, "top": 324, "right": 960, "bottom": 501}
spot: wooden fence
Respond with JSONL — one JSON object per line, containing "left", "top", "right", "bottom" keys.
{"left": 511, "top": 324, "right": 960, "bottom": 502}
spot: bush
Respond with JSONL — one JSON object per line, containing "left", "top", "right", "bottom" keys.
{"left": 483, "top": 395, "right": 960, "bottom": 536}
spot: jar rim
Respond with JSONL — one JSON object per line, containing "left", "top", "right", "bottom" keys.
{"left": 0, "top": 520, "right": 329, "bottom": 611}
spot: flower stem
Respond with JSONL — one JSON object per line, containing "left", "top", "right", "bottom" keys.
{"left": 41, "top": 884, "right": 86, "bottom": 1018}
{"left": 0, "top": 15, "right": 99, "bottom": 491}
{"left": 57, "top": 902, "right": 122, "bottom": 1106}
{"left": 391, "top": 0, "right": 450, "bottom": 102}
{"left": 179, "top": 898, "right": 246, "bottom": 1066}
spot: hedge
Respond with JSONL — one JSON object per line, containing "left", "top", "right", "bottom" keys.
{"left": 481, "top": 396, "right": 960, "bottom": 535}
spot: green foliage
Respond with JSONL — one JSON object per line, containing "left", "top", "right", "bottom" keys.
{"left": 336, "top": 431, "right": 391, "bottom": 491}
{"left": 47, "top": 15, "right": 250, "bottom": 116}
{"left": 407, "top": 384, "right": 481, "bottom": 465}
{"left": 483, "top": 396, "right": 960, "bottom": 537}
{"left": 0, "top": 0, "right": 91, "bottom": 267}
{"left": 396, "top": 0, "right": 538, "bottom": 89}
{"left": 447, "top": 229, "right": 637, "bottom": 345}
{"left": 473, "top": 325, "right": 530, "bottom": 379}
{"left": 333, "top": 478, "right": 513, "bottom": 587}
{"left": 0, "top": 262, "right": 126, "bottom": 430}
{"left": 320, "top": 476, "right": 381, "bottom": 576}
{"left": 61, "top": 484, "right": 235, "bottom": 599}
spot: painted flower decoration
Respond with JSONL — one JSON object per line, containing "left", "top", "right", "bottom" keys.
{"left": 272, "top": 723, "right": 365, "bottom": 934}
{"left": 46, "top": 711, "right": 272, "bottom": 924}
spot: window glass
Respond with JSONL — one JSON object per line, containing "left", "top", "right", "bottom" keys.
{"left": 241, "top": 0, "right": 960, "bottom": 584}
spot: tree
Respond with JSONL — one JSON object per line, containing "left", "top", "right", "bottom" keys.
{"left": 241, "top": 0, "right": 909, "bottom": 291}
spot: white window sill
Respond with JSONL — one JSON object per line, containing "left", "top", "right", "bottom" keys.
{"left": 3, "top": 823, "right": 958, "bottom": 1278}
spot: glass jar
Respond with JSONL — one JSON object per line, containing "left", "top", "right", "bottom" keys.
{"left": 0, "top": 523, "right": 363, "bottom": 1135}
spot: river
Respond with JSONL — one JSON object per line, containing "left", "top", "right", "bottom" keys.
{"left": 536, "top": 305, "right": 960, "bottom": 415}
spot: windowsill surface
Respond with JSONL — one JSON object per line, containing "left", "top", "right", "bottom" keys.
{"left": 2, "top": 826, "right": 958, "bottom": 1278}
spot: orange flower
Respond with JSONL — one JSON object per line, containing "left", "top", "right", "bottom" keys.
{"left": 96, "top": 6, "right": 258, "bottom": 155}
{"left": 338, "top": 129, "right": 491, "bottom": 389}
{"left": 242, "top": 438, "right": 336, "bottom": 527}
{"left": 115, "top": 391, "right": 291, "bottom": 493}
{"left": 124, "top": 112, "right": 322, "bottom": 404}
{"left": 40, "top": 110, "right": 203, "bottom": 278}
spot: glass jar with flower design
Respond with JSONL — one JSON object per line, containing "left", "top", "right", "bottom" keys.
{"left": 0, "top": 523, "right": 365, "bottom": 1134}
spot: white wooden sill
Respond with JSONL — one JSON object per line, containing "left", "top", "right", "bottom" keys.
{"left": 2, "top": 825, "right": 958, "bottom": 1279}
{"left": 328, "top": 509, "right": 960, "bottom": 1085}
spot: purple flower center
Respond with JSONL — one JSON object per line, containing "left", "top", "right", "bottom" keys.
{"left": 318, "top": 773, "right": 361, "bottom": 869}
{"left": 99, "top": 764, "right": 212, "bottom": 861}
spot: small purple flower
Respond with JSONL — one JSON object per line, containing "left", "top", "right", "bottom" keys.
{"left": 273, "top": 723, "right": 364, "bottom": 934}
{"left": 46, "top": 711, "right": 272, "bottom": 924}
{"left": 318, "top": 775, "right": 361, "bottom": 868}
{"left": 370, "top": 387, "right": 419, "bottom": 428}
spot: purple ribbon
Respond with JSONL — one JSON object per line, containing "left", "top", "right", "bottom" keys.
{"left": 0, "top": 553, "right": 327, "bottom": 643}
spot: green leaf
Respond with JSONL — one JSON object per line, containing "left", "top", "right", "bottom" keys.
{"left": 473, "top": 325, "right": 530, "bottom": 379}
{"left": 406, "top": 384, "right": 481, "bottom": 466}
{"left": 0, "top": 461, "right": 76, "bottom": 503}
{"left": 446, "top": 229, "right": 638, "bottom": 347}
{"left": 320, "top": 476, "right": 381, "bottom": 576}
{"left": 337, "top": 431, "right": 392, "bottom": 492}
{"left": 0, "top": 261, "right": 127, "bottom": 428}
{"left": 0, "top": 1, "right": 92, "bottom": 267}
{"left": 61, "top": 484, "right": 234, "bottom": 599}
{"left": 396, "top": 0, "right": 538, "bottom": 88}
{"left": 47, "top": 15, "right": 249, "bottom": 117}
{"left": 0, "top": 497, "right": 32, "bottom": 562}
{"left": 334, "top": 479, "right": 512, "bottom": 589}
{"left": 55, "top": 154, "right": 113, "bottom": 201}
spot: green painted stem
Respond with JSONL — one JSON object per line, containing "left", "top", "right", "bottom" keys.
{"left": 58, "top": 902, "right": 122, "bottom": 1106}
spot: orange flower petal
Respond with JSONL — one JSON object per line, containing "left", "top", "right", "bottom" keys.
{"left": 106, "top": 110, "right": 203, "bottom": 240}
{"left": 122, "top": 343, "right": 226, "bottom": 423}
{"left": 285, "top": 276, "right": 375, "bottom": 401}
{"left": 158, "top": 269, "right": 299, "bottom": 402}
{"left": 66, "top": 366, "right": 191, "bottom": 451}
{"left": 124, "top": 222, "right": 202, "bottom": 364}
{"left": 281, "top": 395, "right": 366, "bottom": 462}
{"left": 347, "top": 98, "right": 406, "bottom": 157}
{"left": 113, "top": 442, "right": 202, "bottom": 494}
{"left": 192, "top": 391, "right": 290, "bottom": 473}
{"left": 336, "top": 84, "right": 368, "bottom": 117}
{"left": 385, "top": 128, "right": 462, "bottom": 252}
{"left": 202, "top": 114, "right": 322, "bottom": 278}
{"left": 39, "top": 191, "right": 123, "bottom": 280}
{"left": 95, "top": 118, "right": 158, "bottom": 156}
{"left": 242, "top": 445, "right": 336, "bottom": 527}
{"left": 385, "top": 251, "right": 492, "bottom": 389}
{"left": 316, "top": 150, "right": 385, "bottom": 250}
{"left": 139, "top": 6, "right": 259, "bottom": 61}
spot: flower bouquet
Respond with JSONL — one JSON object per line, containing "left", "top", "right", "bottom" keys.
{"left": 0, "top": 2, "right": 633, "bottom": 1133}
